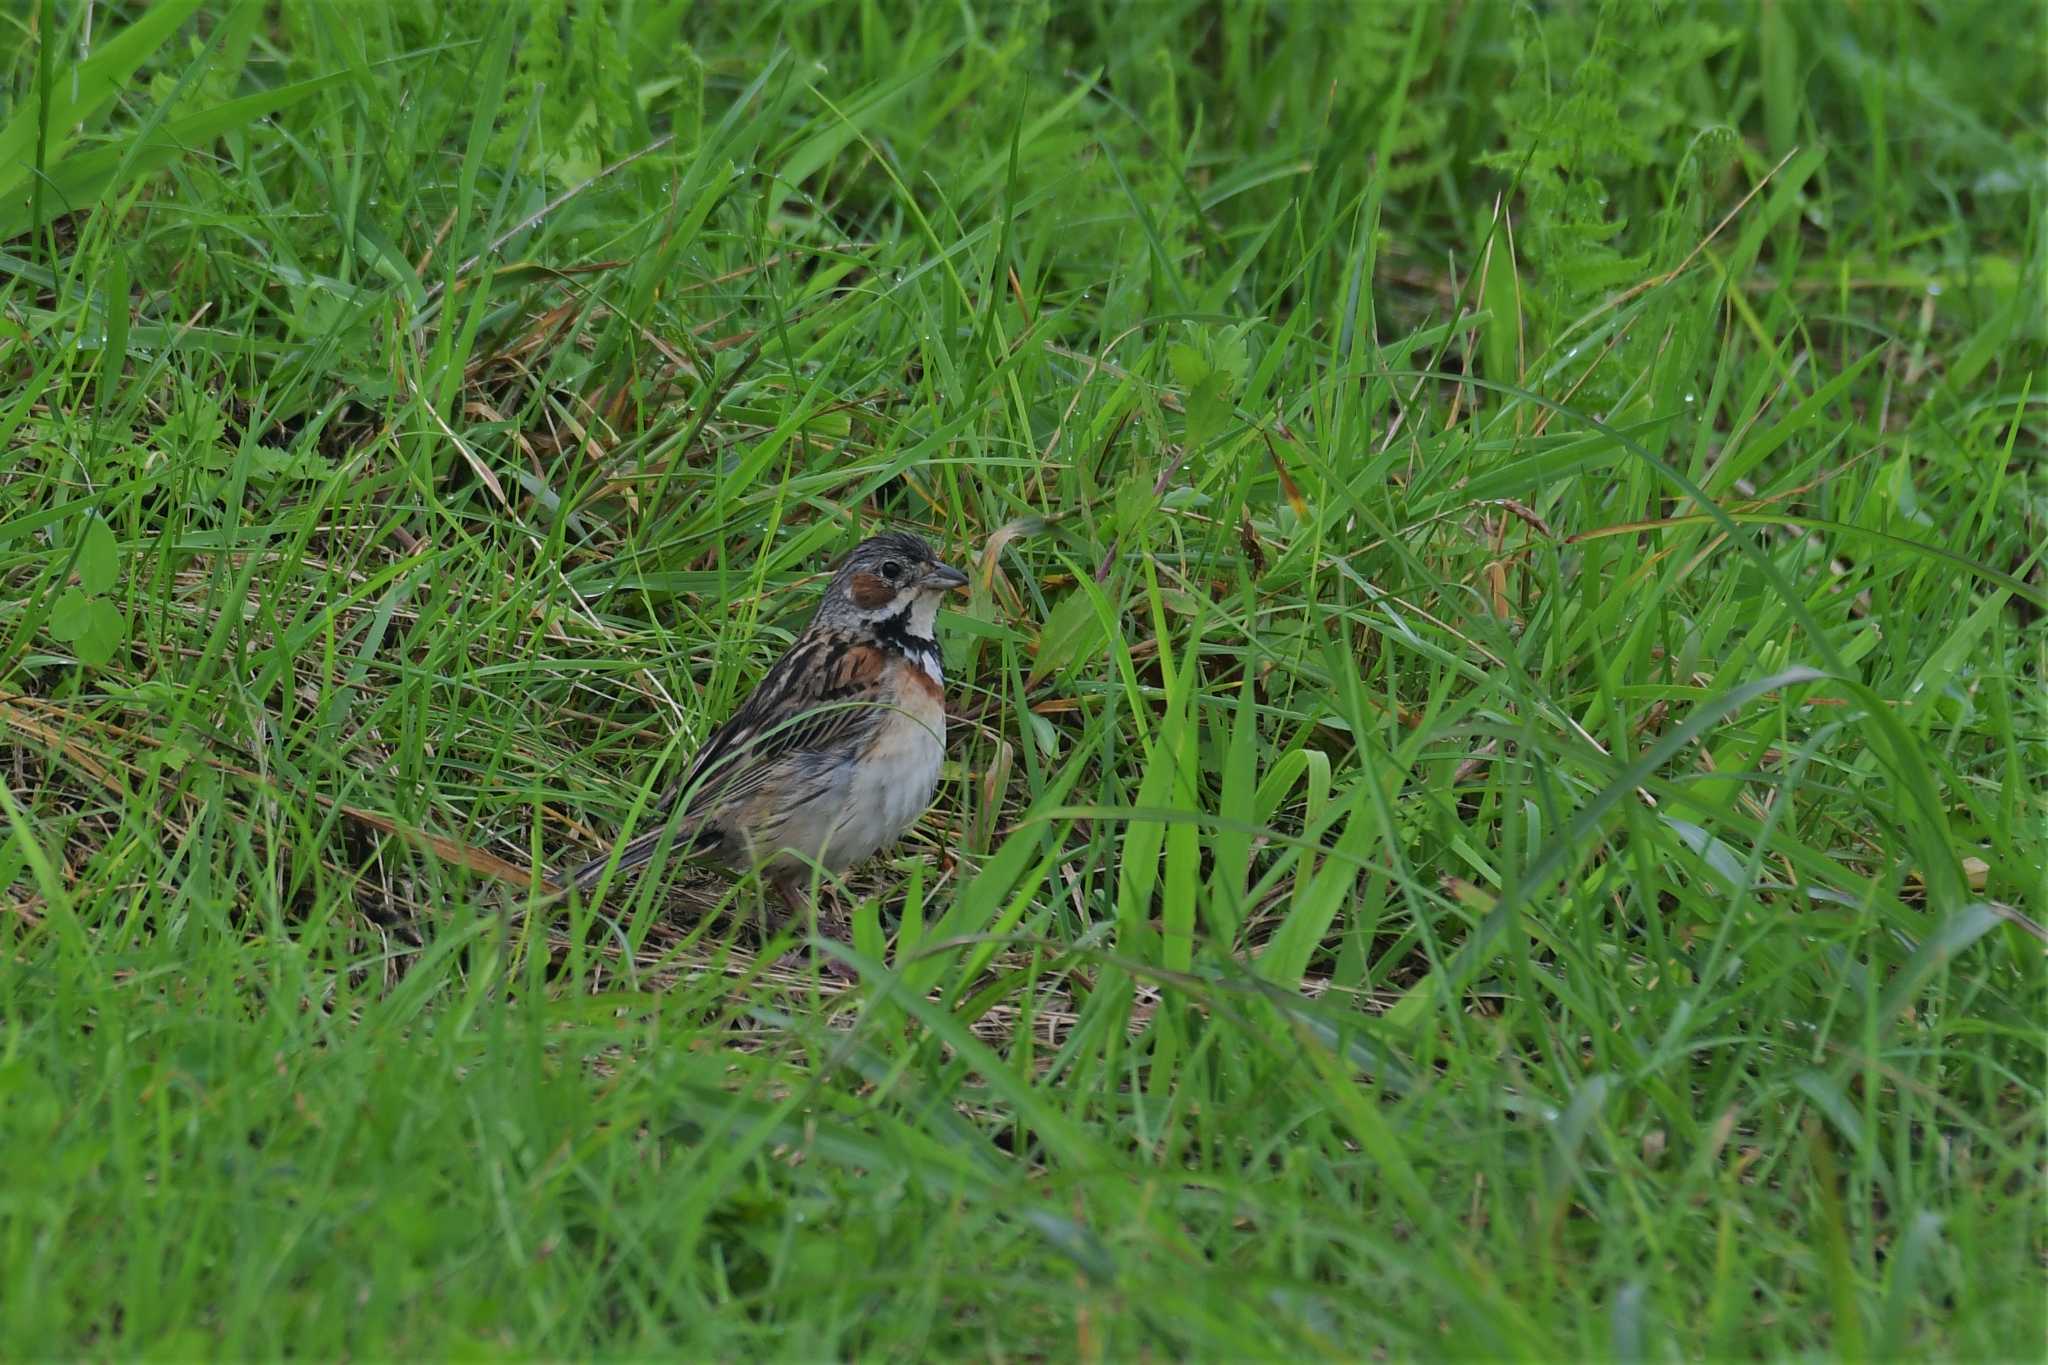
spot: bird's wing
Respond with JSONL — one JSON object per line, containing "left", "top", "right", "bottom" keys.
{"left": 566, "top": 632, "right": 894, "bottom": 890}
{"left": 678, "top": 631, "right": 895, "bottom": 810}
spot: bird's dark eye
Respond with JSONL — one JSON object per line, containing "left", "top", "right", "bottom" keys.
{"left": 879, "top": 559, "right": 901, "bottom": 580}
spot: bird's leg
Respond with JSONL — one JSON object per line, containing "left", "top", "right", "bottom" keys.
{"left": 765, "top": 872, "right": 809, "bottom": 934}
{"left": 766, "top": 871, "right": 855, "bottom": 981}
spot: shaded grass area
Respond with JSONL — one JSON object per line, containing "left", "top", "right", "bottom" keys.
{"left": 1, "top": 0, "right": 2043, "bottom": 1356}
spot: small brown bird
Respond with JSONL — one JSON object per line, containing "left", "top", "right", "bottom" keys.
{"left": 565, "top": 532, "right": 968, "bottom": 963}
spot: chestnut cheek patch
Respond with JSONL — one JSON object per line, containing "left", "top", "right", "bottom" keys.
{"left": 849, "top": 571, "right": 894, "bottom": 609}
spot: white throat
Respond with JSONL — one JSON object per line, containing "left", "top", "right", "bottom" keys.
{"left": 903, "top": 591, "right": 941, "bottom": 639}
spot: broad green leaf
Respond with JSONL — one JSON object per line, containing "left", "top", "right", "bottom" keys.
{"left": 75, "top": 599, "right": 127, "bottom": 667}
{"left": 77, "top": 516, "right": 118, "bottom": 595}
{"left": 1029, "top": 589, "right": 1107, "bottom": 684}
{"left": 1167, "top": 342, "right": 1210, "bottom": 391}
{"left": 1169, "top": 337, "right": 1237, "bottom": 450}
{"left": 47, "top": 587, "right": 93, "bottom": 642}
{"left": 48, "top": 589, "right": 125, "bottom": 666}
{"left": 1184, "top": 376, "right": 1231, "bottom": 451}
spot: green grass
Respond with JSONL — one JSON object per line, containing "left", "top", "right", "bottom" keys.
{"left": 2, "top": 0, "right": 2044, "bottom": 1356}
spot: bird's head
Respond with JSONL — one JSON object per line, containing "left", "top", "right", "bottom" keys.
{"left": 819, "top": 531, "right": 968, "bottom": 639}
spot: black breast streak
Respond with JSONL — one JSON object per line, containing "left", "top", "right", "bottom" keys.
{"left": 871, "top": 606, "right": 940, "bottom": 673}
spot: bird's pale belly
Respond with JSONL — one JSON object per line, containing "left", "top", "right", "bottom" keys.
{"left": 747, "top": 688, "right": 945, "bottom": 877}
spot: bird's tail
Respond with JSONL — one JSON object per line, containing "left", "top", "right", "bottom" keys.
{"left": 562, "top": 816, "right": 711, "bottom": 893}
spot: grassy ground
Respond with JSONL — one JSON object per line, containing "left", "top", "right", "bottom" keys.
{"left": 2, "top": 0, "right": 2043, "bottom": 1357}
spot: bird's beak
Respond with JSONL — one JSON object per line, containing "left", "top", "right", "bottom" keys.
{"left": 923, "top": 561, "right": 970, "bottom": 593}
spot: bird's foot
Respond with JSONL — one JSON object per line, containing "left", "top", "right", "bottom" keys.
{"left": 765, "top": 877, "right": 858, "bottom": 982}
